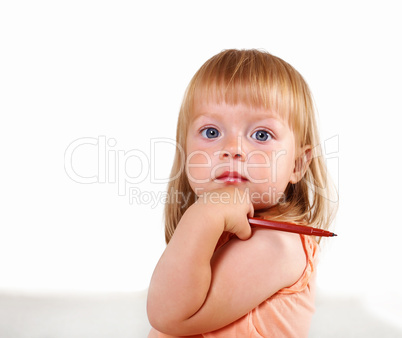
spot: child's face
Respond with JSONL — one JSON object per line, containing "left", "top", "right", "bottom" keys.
{"left": 185, "top": 99, "right": 300, "bottom": 210}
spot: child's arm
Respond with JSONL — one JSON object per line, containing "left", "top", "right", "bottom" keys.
{"left": 147, "top": 188, "right": 306, "bottom": 336}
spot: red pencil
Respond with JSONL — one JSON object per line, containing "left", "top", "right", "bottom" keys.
{"left": 248, "top": 217, "right": 337, "bottom": 237}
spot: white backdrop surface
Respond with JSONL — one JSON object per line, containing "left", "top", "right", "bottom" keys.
{"left": 1, "top": 0, "right": 401, "bottom": 330}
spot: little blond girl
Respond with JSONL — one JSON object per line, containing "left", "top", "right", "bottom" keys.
{"left": 147, "top": 49, "right": 337, "bottom": 337}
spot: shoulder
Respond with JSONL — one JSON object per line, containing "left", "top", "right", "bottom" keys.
{"left": 251, "top": 227, "right": 306, "bottom": 257}
{"left": 213, "top": 227, "right": 307, "bottom": 297}
{"left": 248, "top": 228, "right": 307, "bottom": 288}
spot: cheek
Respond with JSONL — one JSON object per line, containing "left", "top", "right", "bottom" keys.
{"left": 270, "top": 150, "right": 295, "bottom": 187}
{"left": 185, "top": 150, "right": 213, "bottom": 184}
{"left": 245, "top": 152, "right": 271, "bottom": 181}
{"left": 245, "top": 150, "right": 295, "bottom": 185}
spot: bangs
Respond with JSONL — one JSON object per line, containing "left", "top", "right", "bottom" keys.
{"left": 186, "top": 49, "right": 312, "bottom": 141}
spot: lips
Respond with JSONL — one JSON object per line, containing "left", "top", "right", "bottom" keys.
{"left": 214, "top": 171, "right": 248, "bottom": 184}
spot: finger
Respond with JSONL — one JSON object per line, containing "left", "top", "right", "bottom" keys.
{"left": 236, "top": 218, "right": 252, "bottom": 240}
{"left": 247, "top": 202, "right": 254, "bottom": 219}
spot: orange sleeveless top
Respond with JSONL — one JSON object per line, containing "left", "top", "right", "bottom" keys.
{"left": 150, "top": 233, "right": 318, "bottom": 338}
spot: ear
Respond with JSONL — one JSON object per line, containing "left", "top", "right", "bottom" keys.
{"left": 289, "top": 146, "right": 313, "bottom": 184}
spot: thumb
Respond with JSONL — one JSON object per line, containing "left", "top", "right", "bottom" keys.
{"left": 247, "top": 202, "right": 254, "bottom": 219}
{"left": 236, "top": 216, "right": 253, "bottom": 241}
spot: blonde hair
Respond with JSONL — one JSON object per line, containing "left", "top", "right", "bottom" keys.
{"left": 164, "top": 49, "right": 338, "bottom": 244}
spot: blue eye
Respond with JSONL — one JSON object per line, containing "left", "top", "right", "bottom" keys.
{"left": 252, "top": 130, "right": 272, "bottom": 142}
{"left": 201, "top": 127, "right": 220, "bottom": 139}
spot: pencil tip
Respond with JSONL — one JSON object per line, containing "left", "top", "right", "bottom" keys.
{"left": 332, "top": 233, "right": 337, "bottom": 237}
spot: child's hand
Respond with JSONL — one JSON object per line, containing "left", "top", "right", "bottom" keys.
{"left": 195, "top": 187, "right": 254, "bottom": 240}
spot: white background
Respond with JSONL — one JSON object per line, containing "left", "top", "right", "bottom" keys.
{"left": 1, "top": 0, "right": 401, "bottom": 326}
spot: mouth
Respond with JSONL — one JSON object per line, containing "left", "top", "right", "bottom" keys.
{"left": 214, "top": 171, "right": 248, "bottom": 184}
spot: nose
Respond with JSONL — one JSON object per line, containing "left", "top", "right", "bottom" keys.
{"left": 218, "top": 136, "right": 246, "bottom": 161}
{"left": 219, "top": 151, "right": 245, "bottom": 160}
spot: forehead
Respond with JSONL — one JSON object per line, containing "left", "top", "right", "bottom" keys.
{"left": 189, "top": 73, "right": 294, "bottom": 120}
{"left": 193, "top": 98, "right": 278, "bottom": 118}
{"left": 190, "top": 93, "right": 288, "bottom": 128}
